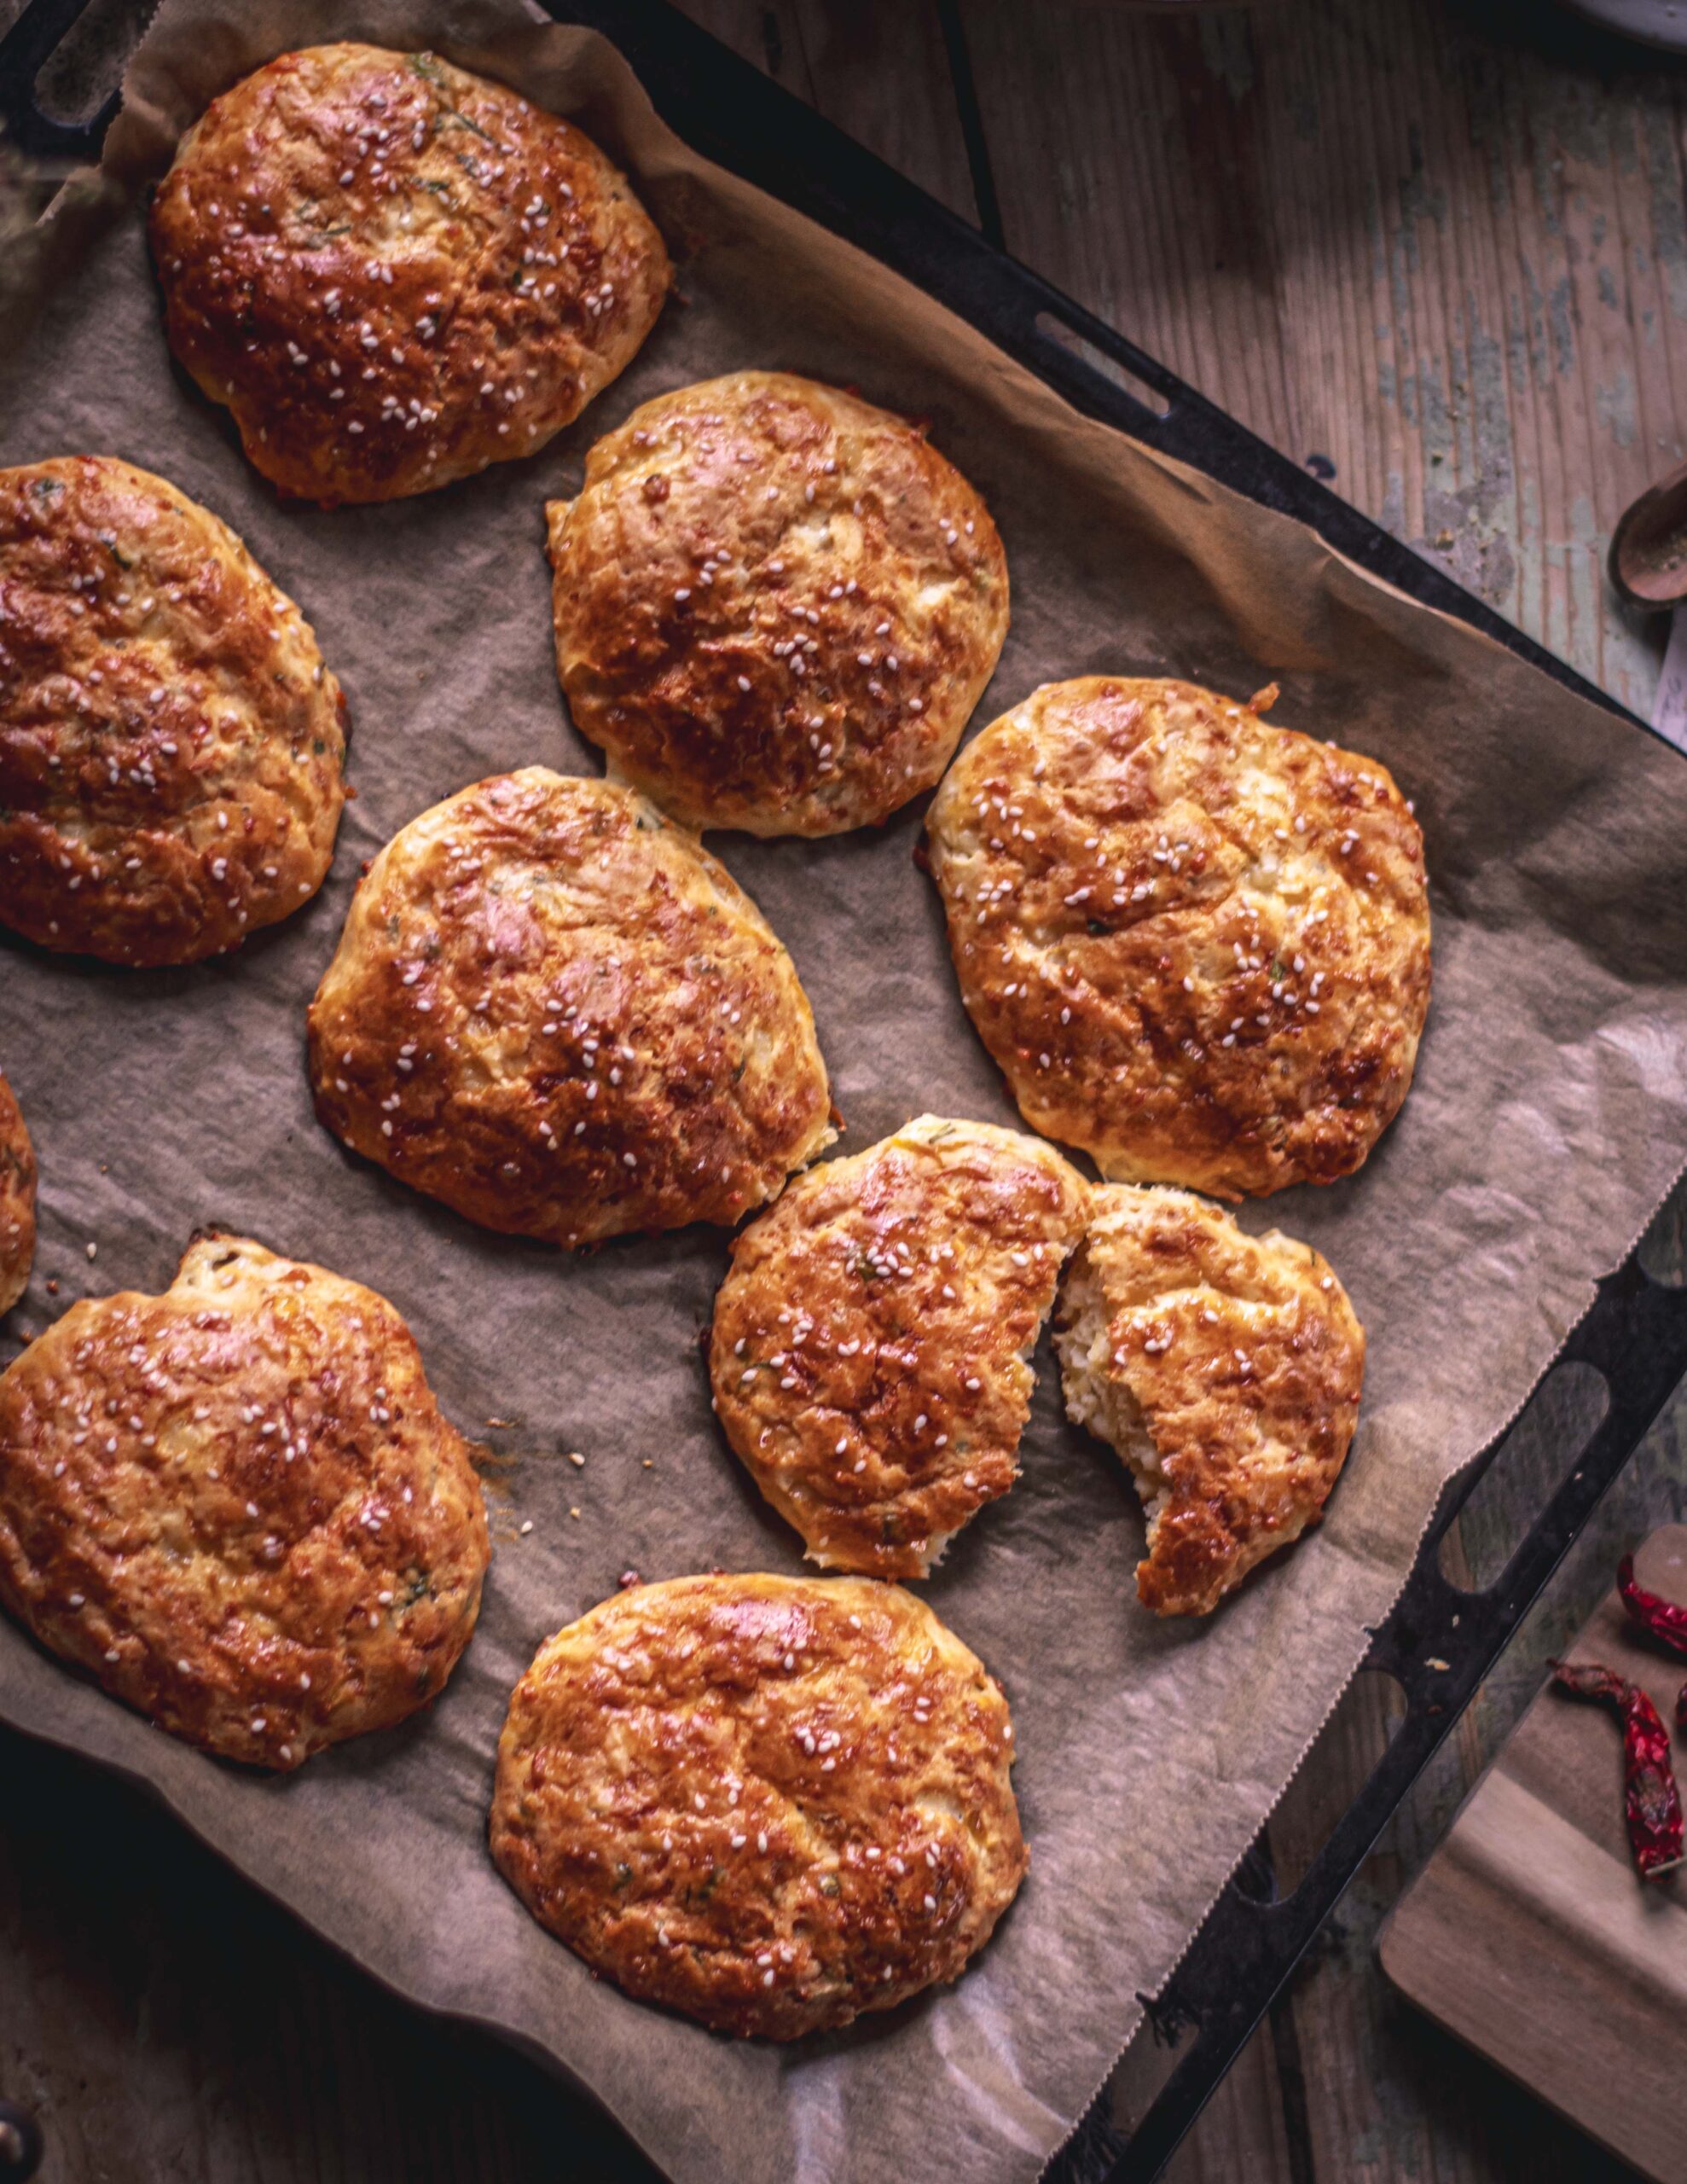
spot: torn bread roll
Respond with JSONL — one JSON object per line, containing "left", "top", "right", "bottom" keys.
{"left": 710, "top": 1115, "right": 1089, "bottom": 1577}
{"left": 1055, "top": 1184, "right": 1364, "bottom": 1615}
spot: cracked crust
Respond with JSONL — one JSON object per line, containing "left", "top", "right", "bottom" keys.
{"left": 710, "top": 1115, "right": 1089, "bottom": 1576}
{"left": 0, "top": 456, "right": 346, "bottom": 966}
{"left": 307, "top": 768, "right": 833, "bottom": 1246}
{"left": 0, "top": 1075, "right": 35, "bottom": 1317}
{"left": 925, "top": 677, "right": 1431, "bottom": 1197}
{"left": 148, "top": 42, "right": 670, "bottom": 505}
{"left": 547, "top": 372, "right": 1008, "bottom": 834}
{"left": 0, "top": 1233, "right": 489, "bottom": 1767}
{"left": 490, "top": 1572, "right": 1024, "bottom": 2038}
{"left": 1054, "top": 1185, "right": 1365, "bottom": 1615}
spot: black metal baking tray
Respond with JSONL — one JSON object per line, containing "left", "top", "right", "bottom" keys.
{"left": 3, "top": 5, "right": 1684, "bottom": 2181}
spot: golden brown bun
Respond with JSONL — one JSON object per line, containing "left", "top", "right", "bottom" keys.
{"left": 0, "top": 1233, "right": 489, "bottom": 1767}
{"left": 925, "top": 677, "right": 1431, "bottom": 1198}
{"left": 1055, "top": 1185, "right": 1364, "bottom": 1615}
{"left": 490, "top": 1573, "right": 1024, "bottom": 2037}
{"left": 710, "top": 1116, "right": 1089, "bottom": 1577}
{"left": 0, "top": 1075, "right": 35, "bottom": 1318}
{"left": 547, "top": 372, "right": 1009, "bottom": 834}
{"left": 0, "top": 456, "right": 346, "bottom": 966}
{"left": 148, "top": 43, "right": 670, "bottom": 505}
{"left": 308, "top": 769, "right": 833, "bottom": 1246}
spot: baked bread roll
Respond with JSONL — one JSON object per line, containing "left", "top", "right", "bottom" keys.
{"left": 149, "top": 43, "right": 670, "bottom": 504}
{"left": 0, "top": 1233, "right": 489, "bottom": 1766}
{"left": 0, "top": 1075, "right": 35, "bottom": 1317}
{"left": 1055, "top": 1185, "right": 1365, "bottom": 1615}
{"left": 308, "top": 769, "right": 833, "bottom": 1246}
{"left": 490, "top": 1573, "right": 1025, "bottom": 2036}
{"left": 546, "top": 372, "right": 1008, "bottom": 834}
{"left": 0, "top": 456, "right": 345, "bottom": 966}
{"left": 710, "top": 1115, "right": 1089, "bottom": 1576}
{"left": 925, "top": 676, "right": 1431, "bottom": 1197}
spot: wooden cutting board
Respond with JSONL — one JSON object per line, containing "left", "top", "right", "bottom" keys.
{"left": 1379, "top": 1525, "right": 1687, "bottom": 2183}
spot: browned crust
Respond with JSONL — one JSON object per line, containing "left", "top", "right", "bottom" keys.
{"left": 548, "top": 372, "right": 1009, "bottom": 835}
{"left": 710, "top": 1116, "right": 1089, "bottom": 1576}
{"left": 0, "top": 1075, "right": 35, "bottom": 1317}
{"left": 148, "top": 43, "right": 670, "bottom": 505}
{"left": 0, "top": 1233, "right": 490, "bottom": 1767}
{"left": 307, "top": 768, "right": 833, "bottom": 1246}
{"left": 490, "top": 1573, "right": 1024, "bottom": 2037}
{"left": 0, "top": 456, "right": 346, "bottom": 966}
{"left": 925, "top": 677, "right": 1431, "bottom": 1198}
{"left": 1055, "top": 1185, "right": 1365, "bottom": 1616}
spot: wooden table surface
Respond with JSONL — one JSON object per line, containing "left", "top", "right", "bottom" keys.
{"left": 5, "top": 3, "right": 1687, "bottom": 2180}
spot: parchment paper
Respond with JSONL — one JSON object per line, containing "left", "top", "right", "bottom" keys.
{"left": 5, "top": 8, "right": 1687, "bottom": 2181}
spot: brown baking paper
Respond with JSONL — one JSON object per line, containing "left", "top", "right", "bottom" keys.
{"left": 4, "top": 6, "right": 1687, "bottom": 2180}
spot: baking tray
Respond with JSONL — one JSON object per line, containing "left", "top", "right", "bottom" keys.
{"left": 3, "top": 4, "right": 1686, "bottom": 2181}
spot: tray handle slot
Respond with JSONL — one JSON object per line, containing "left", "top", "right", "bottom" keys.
{"left": 0, "top": 0, "right": 119, "bottom": 162}
{"left": 1030, "top": 311, "right": 1173, "bottom": 426}
{"left": 1018, "top": 294, "right": 1180, "bottom": 440}
{"left": 1434, "top": 1360, "right": 1612, "bottom": 1596}
{"left": 1637, "top": 1170, "right": 1687, "bottom": 1287}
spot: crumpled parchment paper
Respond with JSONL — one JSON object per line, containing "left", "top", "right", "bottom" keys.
{"left": 4, "top": 5, "right": 1687, "bottom": 2181}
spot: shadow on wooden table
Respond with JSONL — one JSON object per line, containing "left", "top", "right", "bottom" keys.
{"left": 0, "top": 1724, "right": 660, "bottom": 2184}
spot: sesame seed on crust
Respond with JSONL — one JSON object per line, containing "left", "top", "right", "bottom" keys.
{"left": 1056, "top": 1185, "right": 1365, "bottom": 1615}
{"left": 0, "top": 1232, "right": 489, "bottom": 1768}
{"left": 925, "top": 676, "right": 1431, "bottom": 1198}
{"left": 148, "top": 44, "right": 670, "bottom": 506}
{"left": 548, "top": 373, "right": 1007, "bottom": 835}
{"left": 0, "top": 1075, "right": 35, "bottom": 1319}
{"left": 490, "top": 1572, "right": 1024, "bottom": 2037}
{"left": 0, "top": 456, "right": 346, "bottom": 967}
{"left": 710, "top": 1116, "right": 1088, "bottom": 1577}
{"left": 307, "top": 769, "right": 833, "bottom": 1247}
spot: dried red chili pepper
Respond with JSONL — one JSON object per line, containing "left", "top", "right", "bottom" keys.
{"left": 1616, "top": 1554, "right": 1687, "bottom": 1658}
{"left": 1551, "top": 1658, "right": 1684, "bottom": 1882}
{"left": 1616, "top": 1554, "right": 1687, "bottom": 1749}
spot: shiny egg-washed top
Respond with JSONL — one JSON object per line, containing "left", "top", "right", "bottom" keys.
{"left": 490, "top": 1572, "right": 1025, "bottom": 2037}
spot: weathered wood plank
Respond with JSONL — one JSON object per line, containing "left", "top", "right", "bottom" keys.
{"left": 0, "top": 1726, "right": 658, "bottom": 2182}
{"left": 671, "top": 0, "right": 978, "bottom": 219}
{"left": 959, "top": 0, "right": 1687, "bottom": 718}
{"left": 1162, "top": 2008, "right": 1301, "bottom": 2184}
